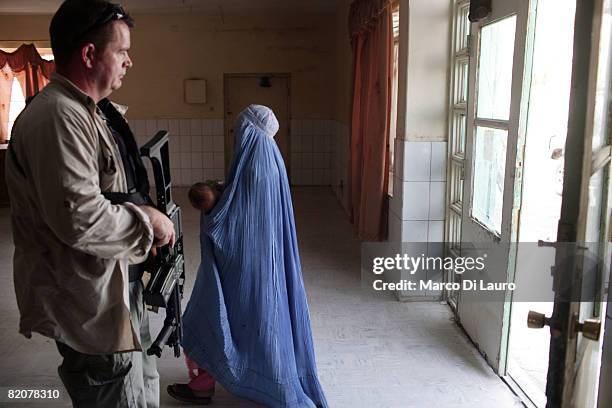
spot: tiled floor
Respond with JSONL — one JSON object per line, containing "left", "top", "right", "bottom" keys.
{"left": 0, "top": 187, "right": 522, "bottom": 407}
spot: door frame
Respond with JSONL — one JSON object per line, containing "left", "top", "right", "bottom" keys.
{"left": 545, "top": 0, "right": 612, "bottom": 405}
{"left": 444, "top": 0, "right": 470, "bottom": 312}
{"left": 498, "top": 0, "right": 538, "bottom": 377}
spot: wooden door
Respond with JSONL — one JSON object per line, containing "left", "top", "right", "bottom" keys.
{"left": 224, "top": 74, "right": 291, "bottom": 177}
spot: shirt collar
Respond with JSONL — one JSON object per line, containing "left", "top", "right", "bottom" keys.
{"left": 50, "top": 72, "right": 99, "bottom": 115}
{"left": 110, "top": 101, "right": 129, "bottom": 116}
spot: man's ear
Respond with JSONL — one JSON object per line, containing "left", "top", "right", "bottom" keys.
{"left": 81, "top": 43, "right": 97, "bottom": 69}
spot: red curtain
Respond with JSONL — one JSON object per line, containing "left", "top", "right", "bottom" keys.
{"left": 348, "top": 0, "right": 394, "bottom": 241}
{"left": 0, "top": 44, "right": 55, "bottom": 143}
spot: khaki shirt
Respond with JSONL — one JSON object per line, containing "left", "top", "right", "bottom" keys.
{"left": 5, "top": 73, "right": 153, "bottom": 354}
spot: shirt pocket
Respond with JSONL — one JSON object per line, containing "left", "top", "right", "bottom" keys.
{"left": 84, "top": 352, "right": 133, "bottom": 386}
{"left": 99, "top": 141, "right": 118, "bottom": 192}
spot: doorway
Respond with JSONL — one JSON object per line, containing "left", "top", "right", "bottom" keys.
{"left": 505, "top": 1, "right": 577, "bottom": 406}
{"left": 457, "top": 0, "right": 611, "bottom": 406}
{"left": 223, "top": 74, "right": 291, "bottom": 177}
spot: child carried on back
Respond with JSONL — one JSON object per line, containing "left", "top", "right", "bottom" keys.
{"left": 168, "top": 180, "right": 224, "bottom": 404}
{"left": 188, "top": 181, "right": 222, "bottom": 214}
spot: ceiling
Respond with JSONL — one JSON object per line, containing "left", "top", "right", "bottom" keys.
{"left": 0, "top": 0, "right": 337, "bottom": 15}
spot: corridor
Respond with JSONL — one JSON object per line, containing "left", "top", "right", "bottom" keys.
{"left": 0, "top": 187, "right": 521, "bottom": 407}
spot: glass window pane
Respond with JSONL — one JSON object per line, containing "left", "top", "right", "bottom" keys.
{"left": 450, "top": 161, "right": 464, "bottom": 206}
{"left": 452, "top": 112, "right": 467, "bottom": 156}
{"left": 456, "top": 2, "right": 470, "bottom": 52}
{"left": 472, "top": 126, "right": 508, "bottom": 234}
{"left": 392, "top": 8, "right": 400, "bottom": 39}
{"left": 585, "top": 168, "right": 604, "bottom": 243}
{"left": 388, "top": 38, "right": 400, "bottom": 196}
{"left": 10, "top": 78, "right": 25, "bottom": 102}
{"left": 591, "top": 8, "right": 612, "bottom": 151}
{"left": 583, "top": 167, "right": 607, "bottom": 314}
{"left": 450, "top": 210, "right": 462, "bottom": 250}
{"left": 454, "top": 58, "right": 469, "bottom": 105}
{"left": 8, "top": 78, "right": 26, "bottom": 140}
{"left": 476, "top": 15, "right": 517, "bottom": 120}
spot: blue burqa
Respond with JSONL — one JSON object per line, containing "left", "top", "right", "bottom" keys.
{"left": 182, "top": 105, "right": 328, "bottom": 408}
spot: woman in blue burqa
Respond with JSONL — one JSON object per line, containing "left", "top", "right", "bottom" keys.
{"left": 173, "top": 105, "right": 328, "bottom": 408}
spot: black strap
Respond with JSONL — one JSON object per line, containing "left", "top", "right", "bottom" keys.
{"left": 96, "top": 99, "right": 154, "bottom": 283}
{"left": 97, "top": 99, "right": 154, "bottom": 208}
{"left": 102, "top": 191, "right": 150, "bottom": 206}
{"left": 97, "top": 99, "right": 150, "bottom": 196}
{"left": 128, "top": 264, "right": 145, "bottom": 282}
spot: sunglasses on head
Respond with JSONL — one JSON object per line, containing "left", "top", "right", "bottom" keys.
{"left": 73, "top": 3, "right": 128, "bottom": 44}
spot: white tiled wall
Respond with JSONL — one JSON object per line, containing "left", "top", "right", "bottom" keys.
{"left": 129, "top": 118, "right": 335, "bottom": 187}
{"left": 129, "top": 118, "right": 225, "bottom": 187}
{"left": 290, "top": 119, "right": 334, "bottom": 186}
{"left": 331, "top": 121, "right": 350, "bottom": 212}
{"left": 389, "top": 140, "right": 448, "bottom": 243}
{"left": 389, "top": 139, "right": 448, "bottom": 300}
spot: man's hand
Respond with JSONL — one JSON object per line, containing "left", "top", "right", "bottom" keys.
{"left": 140, "top": 206, "right": 176, "bottom": 256}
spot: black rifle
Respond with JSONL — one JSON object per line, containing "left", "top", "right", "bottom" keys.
{"left": 140, "top": 131, "right": 185, "bottom": 358}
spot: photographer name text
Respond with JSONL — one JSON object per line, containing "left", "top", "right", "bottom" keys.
{"left": 372, "top": 279, "right": 516, "bottom": 292}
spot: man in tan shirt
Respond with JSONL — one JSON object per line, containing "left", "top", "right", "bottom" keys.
{"left": 5, "top": 0, "right": 175, "bottom": 406}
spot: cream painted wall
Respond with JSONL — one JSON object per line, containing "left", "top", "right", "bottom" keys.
{"left": 0, "top": 15, "right": 50, "bottom": 46}
{"left": 125, "top": 13, "right": 336, "bottom": 118}
{"left": 397, "top": 0, "right": 451, "bottom": 142}
{"left": 0, "top": 12, "right": 337, "bottom": 119}
{"left": 389, "top": 0, "right": 451, "bottom": 286}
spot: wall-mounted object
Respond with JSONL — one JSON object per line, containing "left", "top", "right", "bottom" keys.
{"left": 468, "top": 0, "right": 492, "bottom": 22}
{"left": 184, "top": 79, "right": 207, "bottom": 104}
{"left": 259, "top": 76, "right": 271, "bottom": 88}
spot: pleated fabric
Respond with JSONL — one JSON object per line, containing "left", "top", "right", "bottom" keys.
{"left": 182, "top": 105, "right": 328, "bottom": 408}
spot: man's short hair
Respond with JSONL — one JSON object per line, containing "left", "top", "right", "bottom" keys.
{"left": 50, "top": 0, "right": 134, "bottom": 67}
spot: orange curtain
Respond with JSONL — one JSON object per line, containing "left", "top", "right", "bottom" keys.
{"left": 348, "top": 0, "right": 394, "bottom": 241}
{"left": 0, "top": 44, "right": 55, "bottom": 143}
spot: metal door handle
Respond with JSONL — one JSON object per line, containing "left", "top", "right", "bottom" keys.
{"left": 527, "top": 310, "right": 551, "bottom": 328}
{"left": 528, "top": 310, "right": 601, "bottom": 341}
{"left": 573, "top": 315, "right": 601, "bottom": 341}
